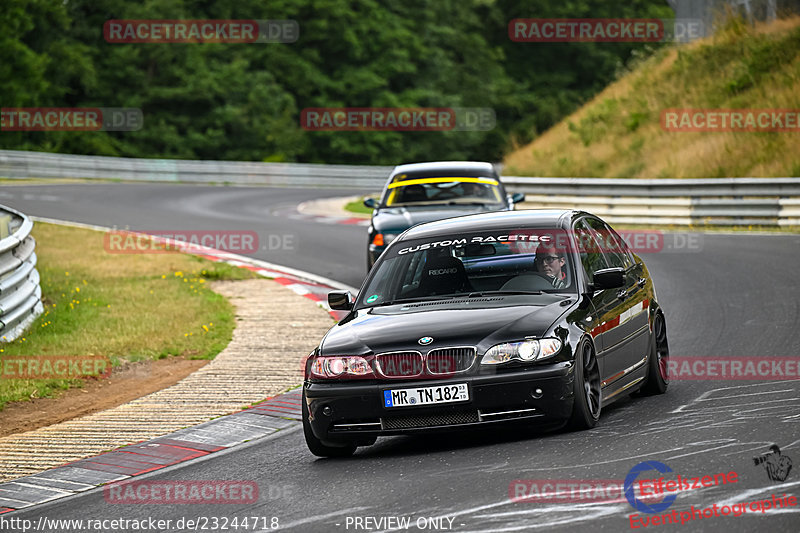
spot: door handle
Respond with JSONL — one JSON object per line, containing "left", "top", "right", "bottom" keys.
{"left": 617, "top": 289, "right": 628, "bottom": 300}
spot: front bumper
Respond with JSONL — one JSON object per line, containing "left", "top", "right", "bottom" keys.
{"left": 304, "top": 362, "right": 575, "bottom": 443}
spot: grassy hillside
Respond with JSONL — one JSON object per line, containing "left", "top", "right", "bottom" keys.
{"left": 503, "top": 17, "right": 800, "bottom": 178}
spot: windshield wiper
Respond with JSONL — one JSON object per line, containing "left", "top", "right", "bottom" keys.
{"left": 388, "top": 202, "right": 453, "bottom": 208}
{"left": 366, "top": 291, "right": 546, "bottom": 308}
{"left": 465, "top": 290, "right": 543, "bottom": 296}
{"left": 368, "top": 295, "right": 456, "bottom": 308}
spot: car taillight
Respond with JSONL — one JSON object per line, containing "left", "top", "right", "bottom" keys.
{"left": 310, "top": 356, "right": 374, "bottom": 379}
{"left": 372, "top": 233, "right": 385, "bottom": 246}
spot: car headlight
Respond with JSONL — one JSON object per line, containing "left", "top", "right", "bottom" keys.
{"left": 480, "top": 338, "right": 562, "bottom": 365}
{"left": 310, "top": 356, "right": 374, "bottom": 378}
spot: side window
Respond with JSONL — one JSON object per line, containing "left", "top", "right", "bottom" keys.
{"left": 573, "top": 219, "right": 609, "bottom": 283}
{"left": 602, "top": 222, "right": 635, "bottom": 268}
{"left": 605, "top": 224, "right": 636, "bottom": 269}
{"left": 585, "top": 217, "right": 629, "bottom": 270}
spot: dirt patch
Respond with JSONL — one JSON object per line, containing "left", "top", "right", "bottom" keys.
{"left": 0, "top": 356, "right": 208, "bottom": 438}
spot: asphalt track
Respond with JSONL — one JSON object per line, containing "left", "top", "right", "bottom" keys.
{"left": 3, "top": 182, "right": 800, "bottom": 532}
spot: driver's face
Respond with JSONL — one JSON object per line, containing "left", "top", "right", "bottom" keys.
{"left": 536, "top": 249, "right": 564, "bottom": 277}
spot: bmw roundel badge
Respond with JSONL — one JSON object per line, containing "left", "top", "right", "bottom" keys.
{"left": 418, "top": 336, "right": 433, "bottom": 345}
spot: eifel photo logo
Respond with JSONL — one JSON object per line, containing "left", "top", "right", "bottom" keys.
{"left": 753, "top": 444, "right": 793, "bottom": 482}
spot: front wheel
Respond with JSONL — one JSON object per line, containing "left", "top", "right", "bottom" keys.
{"left": 302, "top": 392, "right": 357, "bottom": 458}
{"left": 567, "top": 341, "right": 601, "bottom": 430}
{"left": 640, "top": 312, "right": 669, "bottom": 395}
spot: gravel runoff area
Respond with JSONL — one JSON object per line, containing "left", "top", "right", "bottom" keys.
{"left": 297, "top": 195, "right": 371, "bottom": 218}
{"left": 0, "top": 278, "right": 334, "bottom": 483}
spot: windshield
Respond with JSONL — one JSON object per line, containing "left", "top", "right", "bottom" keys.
{"left": 383, "top": 176, "right": 504, "bottom": 207}
{"left": 357, "top": 228, "right": 576, "bottom": 308}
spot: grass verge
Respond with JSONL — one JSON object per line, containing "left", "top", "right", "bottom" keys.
{"left": 344, "top": 196, "right": 376, "bottom": 215}
{"left": 0, "top": 222, "right": 256, "bottom": 410}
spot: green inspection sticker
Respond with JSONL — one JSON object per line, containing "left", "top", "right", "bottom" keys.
{"left": 366, "top": 294, "right": 380, "bottom": 303}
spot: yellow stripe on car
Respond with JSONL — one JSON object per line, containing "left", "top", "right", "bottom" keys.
{"left": 387, "top": 177, "right": 499, "bottom": 189}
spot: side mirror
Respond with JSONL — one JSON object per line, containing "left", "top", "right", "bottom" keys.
{"left": 363, "top": 197, "right": 378, "bottom": 209}
{"left": 509, "top": 192, "right": 525, "bottom": 204}
{"left": 328, "top": 291, "right": 354, "bottom": 311}
{"left": 592, "top": 268, "right": 625, "bottom": 290}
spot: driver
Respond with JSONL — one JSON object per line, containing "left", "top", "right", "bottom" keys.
{"left": 535, "top": 245, "right": 567, "bottom": 289}
{"left": 462, "top": 181, "right": 487, "bottom": 199}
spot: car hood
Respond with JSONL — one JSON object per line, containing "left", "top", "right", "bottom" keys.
{"left": 320, "top": 296, "right": 573, "bottom": 355}
{"left": 372, "top": 204, "right": 504, "bottom": 232}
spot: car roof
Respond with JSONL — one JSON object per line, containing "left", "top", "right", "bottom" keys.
{"left": 390, "top": 161, "right": 496, "bottom": 177}
{"left": 400, "top": 209, "right": 580, "bottom": 240}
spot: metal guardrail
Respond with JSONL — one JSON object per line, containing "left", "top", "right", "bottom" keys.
{"left": 0, "top": 204, "right": 43, "bottom": 342}
{"left": 505, "top": 177, "right": 800, "bottom": 226}
{"left": 1, "top": 149, "right": 798, "bottom": 226}
{"left": 0, "top": 149, "right": 392, "bottom": 189}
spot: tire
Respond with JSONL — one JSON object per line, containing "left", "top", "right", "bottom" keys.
{"left": 567, "top": 341, "right": 601, "bottom": 430}
{"left": 302, "top": 392, "right": 357, "bottom": 458}
{"left": 640, "top": 312, "right": 669, "bottom": 396}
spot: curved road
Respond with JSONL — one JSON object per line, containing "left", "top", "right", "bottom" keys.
{"left": 3, "top": 182, "right": 799, "bottom": 532}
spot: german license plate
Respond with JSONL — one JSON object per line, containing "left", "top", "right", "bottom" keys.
{"left": 383, "top": 383, "right": 469, "bottom": 408}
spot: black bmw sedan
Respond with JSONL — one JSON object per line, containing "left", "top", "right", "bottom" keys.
{"left": 364, "top": 161, "right": 525, "bottom": 270}
{"left": 303, "top": 210, "right": 669, "bottom": 457}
